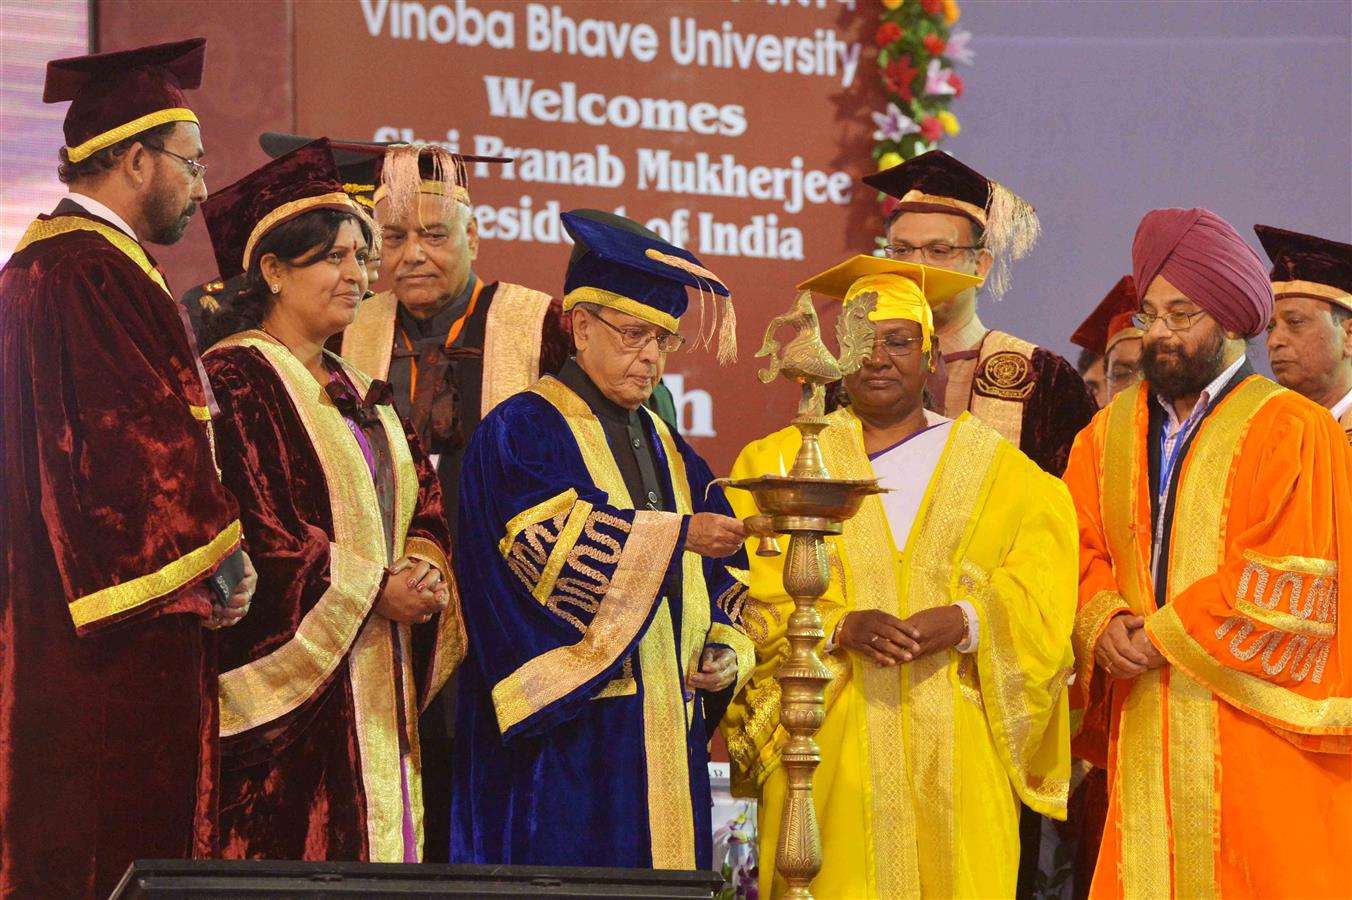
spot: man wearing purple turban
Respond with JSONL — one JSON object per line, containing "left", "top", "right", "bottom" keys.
{"left": 1062, "top": 207, "right": 1352, "bottom": 899}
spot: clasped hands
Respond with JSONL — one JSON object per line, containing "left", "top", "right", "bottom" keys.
{"left": 376, "top": 555, "right": 450, "bottom": 625}
{"left": 1094, "top": 613, "right": 1165, "bottom": 679}
{"left": 837, "top": 607, "right": 966, "bottom": 666}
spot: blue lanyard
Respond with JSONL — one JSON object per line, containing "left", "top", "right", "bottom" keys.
{"left": 1158, "top": 405, "right": 1205, "bottom": 504}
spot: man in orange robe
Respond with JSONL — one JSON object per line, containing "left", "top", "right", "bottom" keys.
{"left": 1064, "top": 207, "right": 1352, "bottom": 899}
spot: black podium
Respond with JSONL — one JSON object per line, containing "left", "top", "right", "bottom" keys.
{"left": 110, "top": 860, "right": 725, "bottom": 899}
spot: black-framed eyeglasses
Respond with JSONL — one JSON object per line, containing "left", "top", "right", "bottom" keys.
{"left": 1132, "top": 309, "right": 1208, "bottom": 332}
{"left": 147, "top": 145, "right": 207, "bottom": 182}
{"left": 590, "top": 310, "right": 686, "bottom": 353}
{"left": 882, "top": 242, "right": 982, "bottom": 264}
{"left": 867, "top": 334, "right": 925, "bottom": 358}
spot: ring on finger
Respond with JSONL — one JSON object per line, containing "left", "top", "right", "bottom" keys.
{"left": 870, "top": 634, "right": 881, "bottom": 645}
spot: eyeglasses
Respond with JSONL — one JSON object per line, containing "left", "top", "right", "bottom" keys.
{"left": 867, "top": 334, "right": 925, "bottom": 358}
{"left": 589, "top": 310, "right": 686, "bottom": 353}
{"left": 147, "top": 145, "right": 207, "bottom": 182}
{"left": 1132, "top": 309, "right": 1208, "bottom": 332}
{"left": 882, "top": 242, "right": 981, "bottom": 264}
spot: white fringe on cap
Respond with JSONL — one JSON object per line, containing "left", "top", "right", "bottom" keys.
{"left": 983, "top": 180, "right": 1041, "bottom": 300}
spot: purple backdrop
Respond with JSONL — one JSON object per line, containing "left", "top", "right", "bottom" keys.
{"left": 941, "top": 0, "right": 1351, "bottom": 370}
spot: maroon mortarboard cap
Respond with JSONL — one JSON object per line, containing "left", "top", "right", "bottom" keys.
{"left": 45, "top": 38, "right": 206, "bottom": 163}
{"left": 1254, "top": 224, "right": 1352, "bottom": 314}
{"left": 202, "top": 137, "right": 357, "bottom": 279}
{"left": 861, "top": 150, "right": 1040, "bottom": 299}
{"left": 1070, "top": 275, "right": 1141, "bottom": 356}
{"left": 260, "top": 132, "right": 383, "bottom": 209}
{"left": 863, "top": 149, "right": 992, "bottom": 226}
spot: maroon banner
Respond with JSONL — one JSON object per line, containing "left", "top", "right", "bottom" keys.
{"left": 296, "top": 0, "right": 880, "bottom": 470}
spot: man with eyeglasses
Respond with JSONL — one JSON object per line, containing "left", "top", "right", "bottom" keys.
{"left": 1256, "top": 225, "right": 1352, "bottom": 444}
{"left": 0, "top": 39, "right": 256, "bottom": 898}
{"left": 448, "top": 209, "right": 756, "bottom": 868}
{"left": 299, "top": 140, "right": 571, "bottom": 860}
{"left": 1071, "top": 275, "right": 1145, "bottom": 408}
{"left": 863, "top": 151, "right": 1096, "bottom": 477}
{"left": 724, "top": 254, "right": 1077, "bottom": 898}
{"left": 1063, "top": 207, "right": 1351, "bottom": 899}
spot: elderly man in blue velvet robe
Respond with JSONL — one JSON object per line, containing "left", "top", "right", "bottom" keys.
{"left": 450, "top": 210, "right": 756, "bottom": 869}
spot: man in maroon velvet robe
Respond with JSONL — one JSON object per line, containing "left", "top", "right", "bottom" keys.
{"left": 863, "top": 151, "right": 1097, "bottom": 477}
{"left": 0, "top": 39, "right": 252, "bottom": 900}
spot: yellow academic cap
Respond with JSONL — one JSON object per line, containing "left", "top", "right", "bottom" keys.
{"left": 795, "top": 254, "right": 983, "bottom": 305}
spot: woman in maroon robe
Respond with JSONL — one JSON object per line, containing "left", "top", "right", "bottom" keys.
{"left": 199, "top": 139, "right": 465, "bottom": 862}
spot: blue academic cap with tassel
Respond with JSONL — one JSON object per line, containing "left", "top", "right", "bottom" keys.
{"left": 561, "top": 210, "right": 737, "bottom": 363}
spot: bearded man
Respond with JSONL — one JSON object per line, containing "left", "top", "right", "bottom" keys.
{"left": 0, "top": 39, "right": 253, "bottom": 899}
{"left": 1064, "top": 207, "right": 1351, "bottom": 899}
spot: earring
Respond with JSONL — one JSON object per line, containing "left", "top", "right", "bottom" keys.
{"left": 270, "top": 284, "right": 280, "bottom": 294}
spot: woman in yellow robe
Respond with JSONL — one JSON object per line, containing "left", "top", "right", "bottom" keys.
{"left": 722, "top": 257, "right": 1078, "bottom": 898}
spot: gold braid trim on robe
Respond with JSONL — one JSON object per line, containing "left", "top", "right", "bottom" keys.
{"left": 210, "top": 332, "right": 429, "bottom": 862}
{"left": 709, "top": 622, "right": 756, "bottom": 697}
{"left": 403, "top": 534, "right": 467, "bottom": 714}
{"left": 1113, "top": 376, "right": 1281, "bottom": 900}
{"left": 17, "top": 215, "right": 238, "bottom": 626}
{"left": 481, "top": 283, "right": 554, "bottom": 416}
{"left": 727, "top": 408, "right": 1076, "bottom": 897}
{"left": 341, "top": 291, "right": 400, "bottom": 381}
{"left": 488, "top": 376, "right": 699, "bottom": 868}
{"left": 650, "top": 408, "right": 715, "bottom": 725}
{"left": 1073, "top": 589, "right": 1132, "bottom": 694}
{"left": 968, "top": 330, "right": 1037, "bottom": 447}
{"left": 68, "top": 521, "right": 241, "bottom": 629}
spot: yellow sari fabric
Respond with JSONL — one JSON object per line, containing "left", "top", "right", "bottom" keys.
{"left": 723, "top": 410, "right": 1078, "bottom": 898}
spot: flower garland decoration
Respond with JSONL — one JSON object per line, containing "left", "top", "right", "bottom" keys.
{"left": 871, "top": 0, "right": 973, "bottom": 216}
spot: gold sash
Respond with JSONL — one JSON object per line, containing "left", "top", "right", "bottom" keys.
{"left": 340, "top": 283, "right": 554, "bottom": 417}
{"left": 1110, "top": 376, "right": 1281, "bottom": 898}
{"left": 819, "top": 410, "right": 1000, "bottom": 897}
{"left": 210, "top": 332, "right": 420, "bottom": 861}
{"left": 968, "top": 330, "right": 1036, "bottom": 448}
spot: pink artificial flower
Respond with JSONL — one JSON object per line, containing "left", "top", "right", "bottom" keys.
{"left": 946, "top": 29, "right": 975, "bottom": 64}
{"left": 924, "top": 58, "right": 957, "bottom": 96}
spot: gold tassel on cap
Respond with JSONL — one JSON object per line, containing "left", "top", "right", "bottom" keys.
{"left": 643, "top": 247, "right": 738, "bottom": 363}
{"left": 983, "top": 180, "right": 1041, "bottom": 300}
{"left": 717, "top": 293, "right": 738, "bottom": 364}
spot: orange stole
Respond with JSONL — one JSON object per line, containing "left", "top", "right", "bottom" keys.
{"left": 1064, "top": 378, "right": 1352, "bottom": 900}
